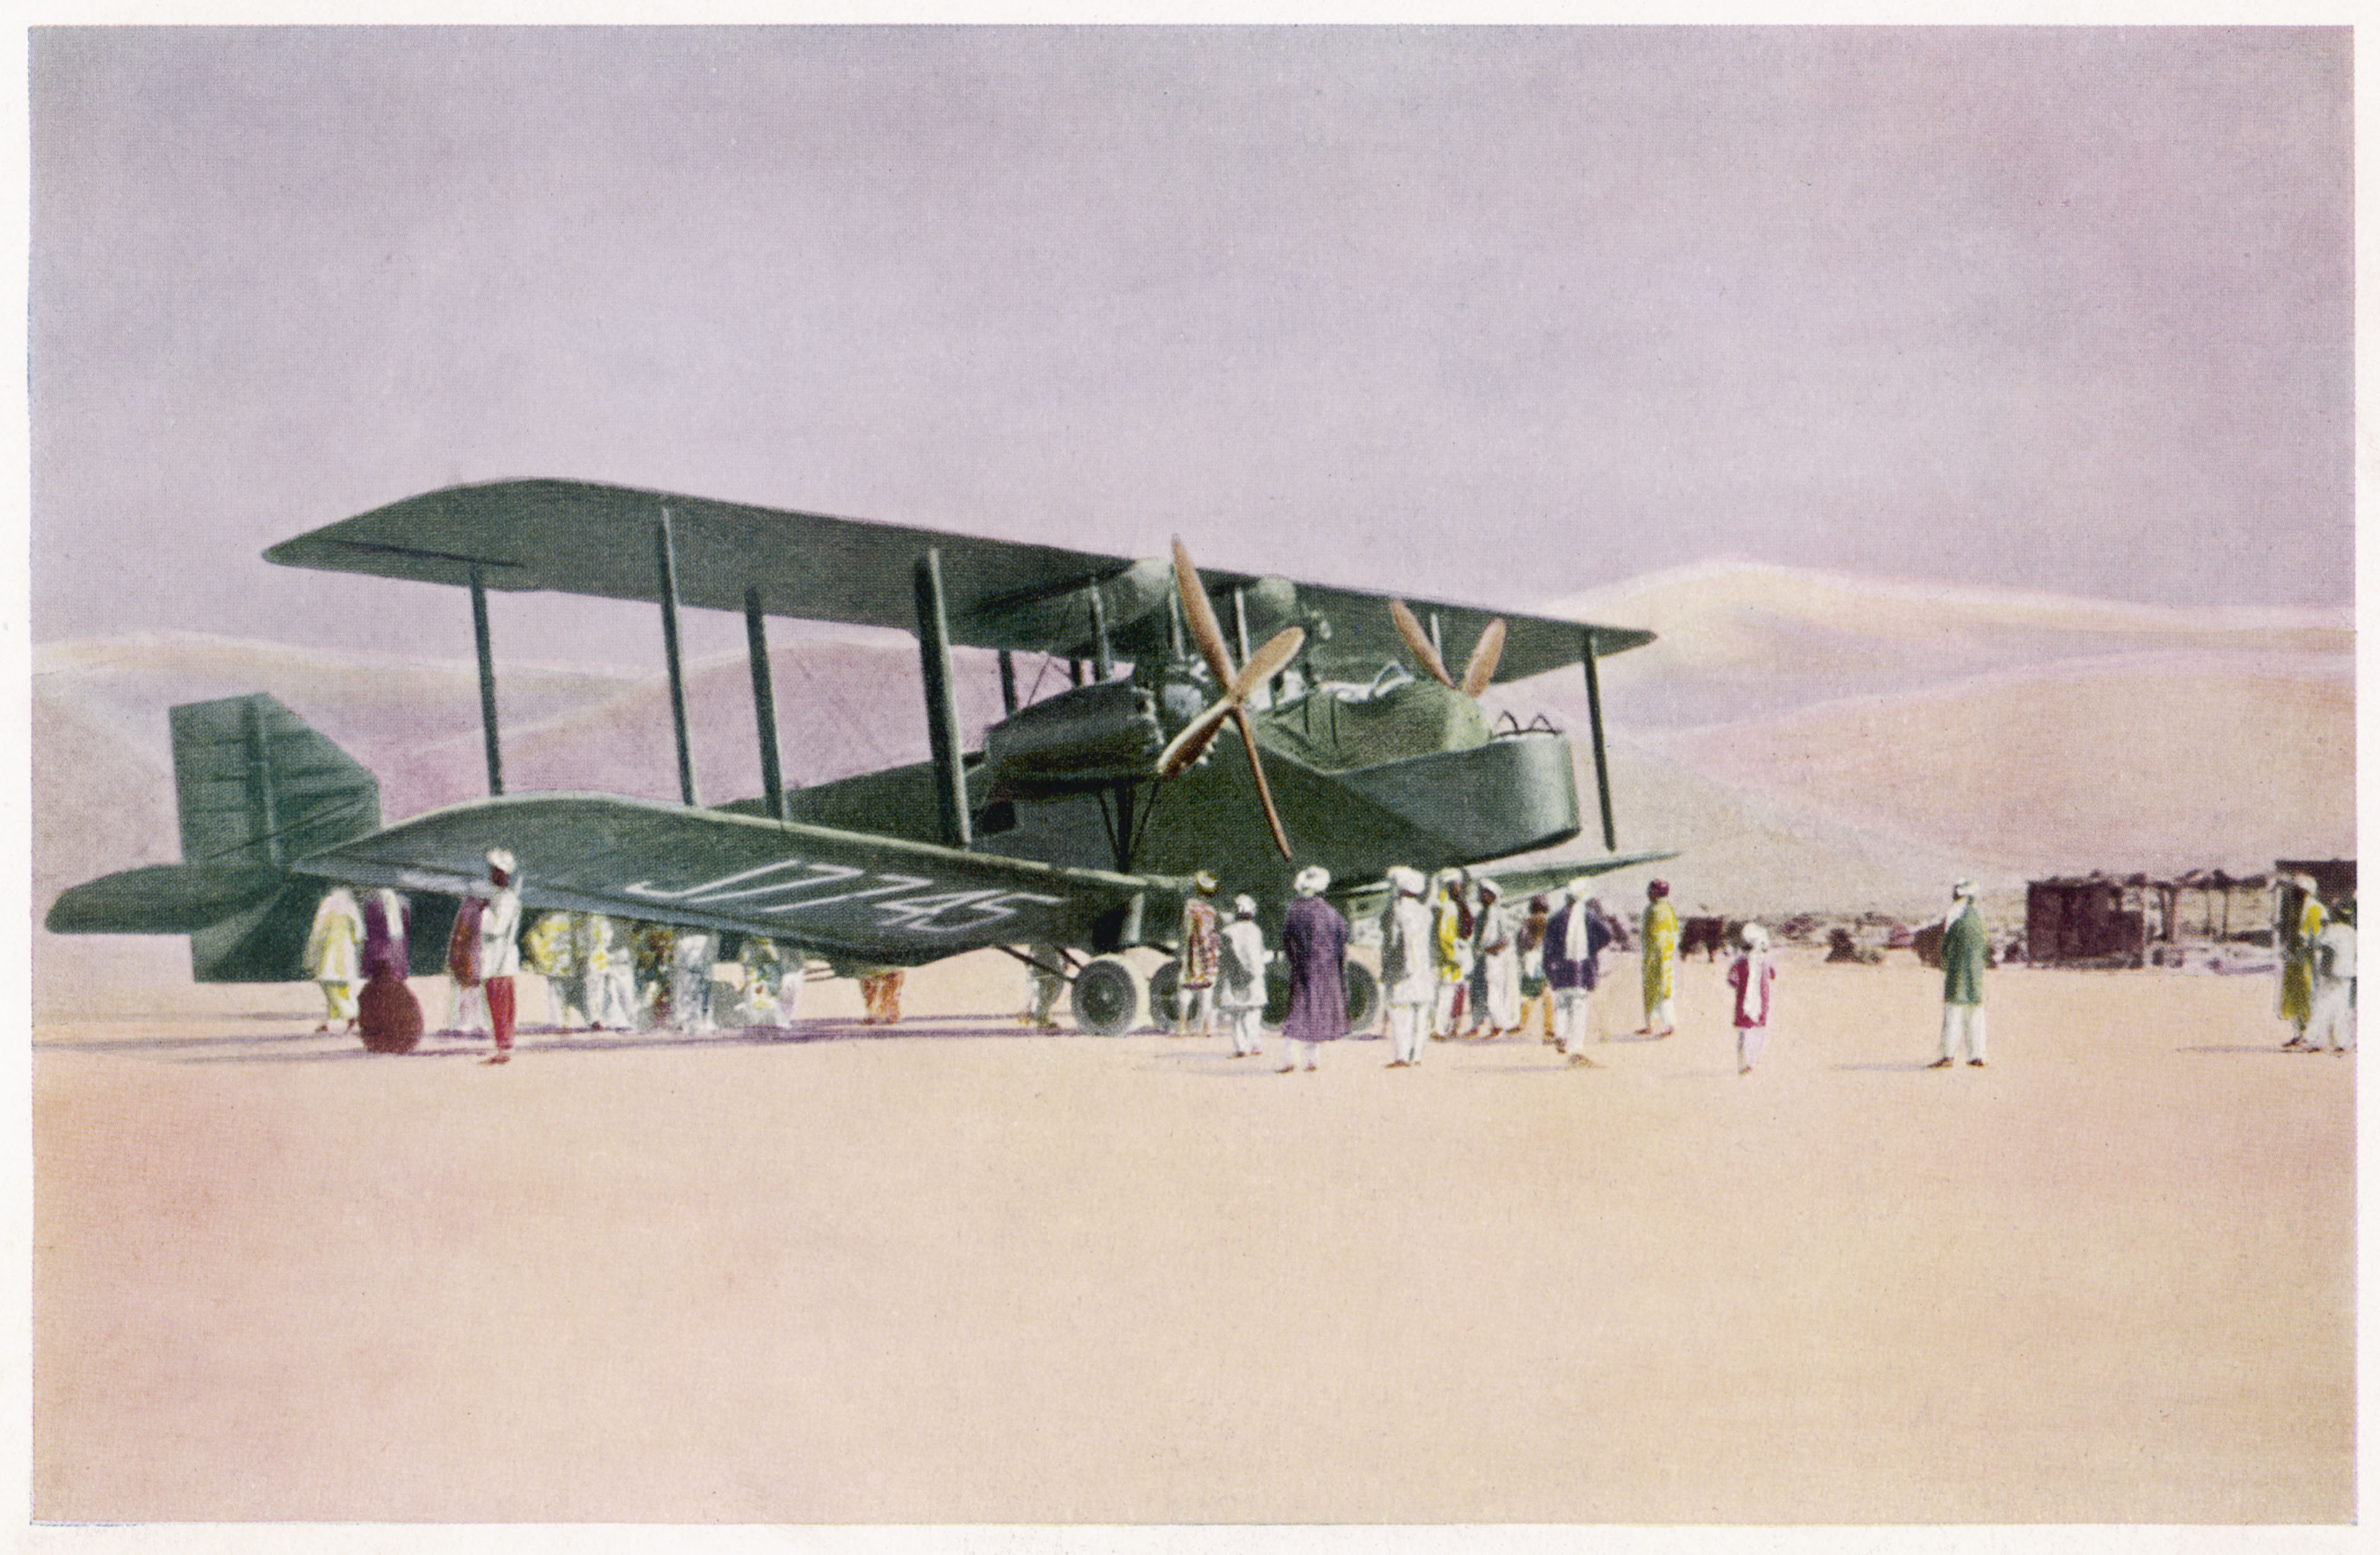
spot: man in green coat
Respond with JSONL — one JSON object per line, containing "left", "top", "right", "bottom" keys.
{"left": 1929, "top": 880, "right": 1990, "bottom": 1069}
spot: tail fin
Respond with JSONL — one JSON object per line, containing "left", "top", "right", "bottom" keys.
{"left": 171, "top": 693, "right": 380, "bottom": 870}
{"left": 47, "top": 694, "right": 385, "bottom": 982}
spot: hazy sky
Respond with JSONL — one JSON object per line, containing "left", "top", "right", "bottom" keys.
{"left": 31, "top": 27, "right": 2352, "bottom": 672}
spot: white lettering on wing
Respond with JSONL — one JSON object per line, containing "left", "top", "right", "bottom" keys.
{"left": 624, "top": 856, "right": 825, "bottom": 901}
{"left": 619, "top": 857, "right": 1078, "bottom": 938}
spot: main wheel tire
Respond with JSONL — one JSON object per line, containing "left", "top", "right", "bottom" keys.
{"left": 1343, "top": 961, "right": 1381, "bottom": 1035}
{"left": 1259, "top": 963, "right": 1293, "bottom": 1031}
{"left": 1259, "top": 961, "right": 1379, "bottom": 1036}
{"left": 1073, "top": 955, "right": 1147, "bottom": 1036}
{"left": 1145, "top": 958, "right": 1183, "bottom": 1034}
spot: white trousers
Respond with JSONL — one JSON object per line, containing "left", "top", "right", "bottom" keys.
{"left": 448, "top": 979, "right": 488, "bottom": 1035}
{"left": 1554, "top": 988, "right": 1593, "bottom": 1054}
{"left": 1940, "top": 1002, "right": 1987, "bottom": 1062}
{"left": 1175, "top": 981, "right": 1217, "bottom": 1034}
{"left": 1433, "top": 975, "right": 1468, "bottom": 1036}
{"left": 1222, "top": 1004, "right": 1264, "bottom": 1055}
{"left": 2307, "top": 984, "right": 2354, "bottom": 1051}
{"left": 671, "top": 971, "right": 717, "bottom": 1033}
{"left": 1737, "top": 1023, "right": 1769, "bottom": 1071}
{"left": 590, "top": 967, "right": 636, "bottom": 1029}
{"left": 1280, "top": 1039, "right": 1319, "bottom": 1070}
{"left": 1387, "top": 1000, "right": 1429, "bottom": 1063}
{"left": 1644, "top": 996, "right": 1674, "bottom": 1035}
{"left": 1480, "top": 949, "right": 1520, "bottom": 1032}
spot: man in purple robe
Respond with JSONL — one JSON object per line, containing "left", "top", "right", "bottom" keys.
{"left": 1277, "top": 865, "right": 1348, "bottom": 1073}
{"left": 1544, "top": 881, "right": 1613, "bottom": 1066}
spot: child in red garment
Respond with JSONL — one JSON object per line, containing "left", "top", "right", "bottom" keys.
{"left": 1727, "top": 923, "right": 1776, "bottom": 1076}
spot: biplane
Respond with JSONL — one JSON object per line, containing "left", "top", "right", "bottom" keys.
{"left": 47, "top": 479, "right": 1671, "bottom": 1037}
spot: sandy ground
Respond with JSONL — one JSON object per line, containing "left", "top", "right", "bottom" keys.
{"left": 30, "top": 948, "right": 2352, "bottom": 1524}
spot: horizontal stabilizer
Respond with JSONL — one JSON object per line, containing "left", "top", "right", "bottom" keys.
{"left": 44, "top": 864, "right": 285, "bottom": 936}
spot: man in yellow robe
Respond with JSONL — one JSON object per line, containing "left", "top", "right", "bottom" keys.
{"left": 1639, "top": 879, "right": 1679, "bottom": 1037}
{"left": 305, "top": 886, "right": 364, "bottom": 1034}
{"left": 2279, "top": 875, "right": 2326, "bottom": 1050}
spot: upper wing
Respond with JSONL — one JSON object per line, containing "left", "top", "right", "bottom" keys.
{"left": 290, "top": 793, "right": 1191, "bottom": 968}
{"left": 264, "top": 479, "right": 1651, "bottom": 683}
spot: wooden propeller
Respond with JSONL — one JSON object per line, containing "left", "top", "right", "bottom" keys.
{"left": 1160, "top": 539, "right": 1302, "bottom": 860}
{"left": 1390, "top": 598, "right": 1506, "bottom": 698}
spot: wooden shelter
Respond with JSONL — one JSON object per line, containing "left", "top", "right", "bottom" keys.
{"left": 2026, "top": 875, "right": 2154, "bottom": 967}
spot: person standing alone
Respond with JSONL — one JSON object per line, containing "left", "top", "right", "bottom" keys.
{"left": 1930, "top": 880, "right": 1988, "bottom": 1069}
{"left": 1728, "top": 923, "right": 1776, "bottom": 1074}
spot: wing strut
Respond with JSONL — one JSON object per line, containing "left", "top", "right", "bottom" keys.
{"left": 913, "top": 547, "right": 972, "bottom": 849}
{"left": 656, "top": 508, "right": 699, "bottom": 807}
{"left": 470, "top": 565, "right": 503, "bottom": 797}
{"left": 1089, "top": 587, "right": 1114, "bottom": 682}
{"left": 1581, "top": 627, "right": 1616, "bottom": 851}
{"left": 744, "top": 587, "right": 787, "bottom": 820}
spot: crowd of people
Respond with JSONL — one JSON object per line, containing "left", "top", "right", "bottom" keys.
{"left": 303, "top": 850, "right": 2355, "bottom": 1067}
{"left": 301, "top": 846, "right": 878, "bottom": 1063}
{"left": 1167, "top": 866, "right": 1779, "bottom": 1074}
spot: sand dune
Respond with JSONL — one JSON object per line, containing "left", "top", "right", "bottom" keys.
{"left": 1649, "top": 652, "right": 2353, "bottom": 877}
{"left": 1549, "top": 558, "right": 2351, "bottom": 728}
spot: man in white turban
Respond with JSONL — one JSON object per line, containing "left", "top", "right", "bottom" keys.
{"left": 1378, "top": 867, "right": 1435, "bottom": 1067}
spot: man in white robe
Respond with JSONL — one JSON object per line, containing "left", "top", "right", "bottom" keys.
{"left": 1470, "top": 880, "right": 1520, "bottom": 1037}
{"left": 1380, "top": 867, "right": 1435, "bottom": 1067}
{"left": 1217, "top": 897, "right": 1272, "bottom": 1058}
{"left": 2307, "top": 903, "right": 2356, "bottom": 1053}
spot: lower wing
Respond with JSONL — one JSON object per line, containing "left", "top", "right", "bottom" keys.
{"left": 293, "top": 793, "right": 1190, "bottom": 968}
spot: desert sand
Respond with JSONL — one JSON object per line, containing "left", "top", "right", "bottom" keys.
{"left": 31, "top": 948, "right": 2351, "bottom": 1525}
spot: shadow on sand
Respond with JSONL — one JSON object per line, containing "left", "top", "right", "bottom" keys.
{"left": 68, "top": 1018, "right": 1127, "bottom": 1065}
{"left": 2177, "top": 1043, "right": 2351, "bottom": 1057}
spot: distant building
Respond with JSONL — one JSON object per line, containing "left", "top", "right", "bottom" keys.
{"left": 2027, "top": 875, "right": 2159, "bottom": 968}
{"left": 2027, "top": 862, "right": 2356, "bottom": 967}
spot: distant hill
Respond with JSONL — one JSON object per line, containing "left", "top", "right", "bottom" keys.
{"left": 1550, "top": 558, "right": 2350, "bottom": 728}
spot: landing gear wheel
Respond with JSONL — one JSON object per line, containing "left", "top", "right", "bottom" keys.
{"left": 1146, "top": 958, "right": 1183, "bottom": 1034}
{"left": 1343, "top": 962, "right": 1381, "bottom": 1035}
{"left": 1259, "top": 964, "right": 1292, "bottom": 1032}
{"left": 1073, "top": 955, "right": 1147, "bottom": 1036}
{"left": 1257, "top": 961, "right": 1379, "bottom": 1035}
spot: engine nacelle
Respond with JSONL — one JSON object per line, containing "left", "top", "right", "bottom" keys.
{"left": 981, "top": 681, "right": 1164, "bottom": 797}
